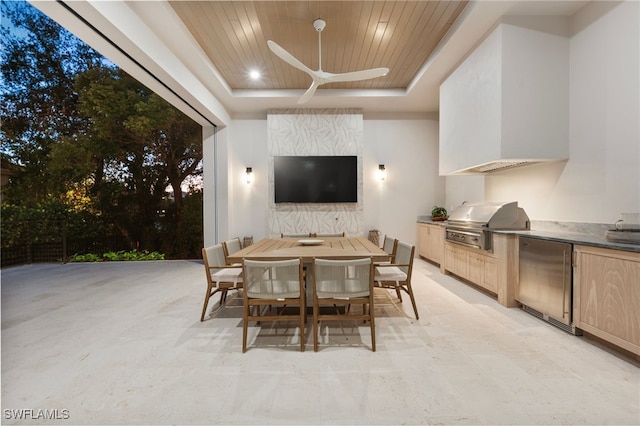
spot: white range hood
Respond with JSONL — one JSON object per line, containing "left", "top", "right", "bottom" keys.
{"left": 452, "top": 159, "right": 547, "bottom": 174}
{"left": 439, "top": 19, "right": 570, "bottom": 175}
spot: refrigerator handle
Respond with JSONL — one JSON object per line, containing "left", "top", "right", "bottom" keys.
{"left": 562, "top": 249, "right": 568, "bottom": 318}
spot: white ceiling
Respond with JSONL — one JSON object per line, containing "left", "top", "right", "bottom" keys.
{"left": 30, "top": 0, "right": 589, "bottom": 126}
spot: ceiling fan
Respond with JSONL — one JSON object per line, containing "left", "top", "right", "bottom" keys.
{"left": 267, "top": 18, "right": 390, "bottom": 104}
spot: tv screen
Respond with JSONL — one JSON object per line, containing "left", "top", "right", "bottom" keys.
{"left": 274, "top": 156, "right": 357, "bottom": 203}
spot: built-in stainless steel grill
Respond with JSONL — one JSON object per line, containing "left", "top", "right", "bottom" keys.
{"left": 445, "top": 201, "right": 530, "bottom": 250}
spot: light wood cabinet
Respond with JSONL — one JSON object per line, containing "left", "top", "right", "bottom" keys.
{"left": 444, "top": 244, "right": 468, "bottom": 278}
{"left": 468, "top": 252, "right": 484, "bottom": 284}
{"left": 417, "top": 223, "right": 429, "bottom": 259}
{"left": 444, "top": 242, "right": 498, "bottom": 295}
{"left": 573, "top": 245, "right": 640, "bottom": 356}
{"left": 417, "top": 223, "right": 444, "bottom": 265}
{"left": 468, "top": 254, "right": 498, "bottom": 294}
{"left": 483, "top": 257, "right": 498, "bottom": 293}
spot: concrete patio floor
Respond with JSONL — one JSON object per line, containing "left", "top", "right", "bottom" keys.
{"left": 1, "top": 258, "right": 638, "bottom": 425}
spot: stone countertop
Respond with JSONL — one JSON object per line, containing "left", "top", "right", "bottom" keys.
{"left": 495, "top": 229, "right": 640, "bottom": 253}
{"left": 417, "top": 216, "right": 640, "bottom": 253}
{"left": 417, "top": 216, "right": 449, "bottom": 226}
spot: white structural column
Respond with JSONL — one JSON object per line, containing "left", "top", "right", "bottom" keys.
{"left": 202, "top": 126, "right": 218, "bottom": 247}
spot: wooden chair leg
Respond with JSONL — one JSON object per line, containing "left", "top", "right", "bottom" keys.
{"left": 242, "top": 303, "right": 249, "bottom": 352}
{"left": 404, "top": 283, "right": 419, "bottom": 320}
{"left": 299, "top": 304, "right": 305, "bottom": 353}
{"left": 395, "top": 282, "right": 402, "bottom": 301}
{"left": 301, "top": 294, "right": 307, "bottom": 351}
{"left": 370, "top": 303, "right": 376, "bottom": 352}
{"left": 313, "top": 303, "right": 319, "bottom": 352}
{"left": 201, "top": 285, "right": 213, "bottom": 321}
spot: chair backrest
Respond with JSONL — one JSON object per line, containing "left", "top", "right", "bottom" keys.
{"left": 312, "top": 232, "right": 346, "bottom": 237}
{"left": 242, "top": 258, "right": 303, "bottom": 299}
{"left": 382, "top": 235, "right": 398, "bottom": 261}
{"left": 313, "top": 258, "right": 373, "bottom": 299}
{"left": 223, "top": 237, "right": 242, "bottom": 262}
{"left": 202, "top": 244, "right": 229, "bottom": 286}
{"left": 394, "top": 241, "right": 415, "bottom": 277}
{"left": 202, "top": 244, "right": 226, "bottom": 270}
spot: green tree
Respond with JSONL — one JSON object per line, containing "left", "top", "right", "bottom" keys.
{"left": 1, "top": 1, "right": 203, "bottom": 258}
{"left": 124, "top": 84, "right": 203, "bottom": 254}
{"left": 74, "top": 66, "right": 202, "bottom": 254}
{"left": 1, "top": 1, "right": 101, "bottom": 202}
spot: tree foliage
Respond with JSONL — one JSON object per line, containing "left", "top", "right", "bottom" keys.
{"left": 1, "top": 1, "right": 203, "bottom": 259}
{"left": 1, "top": 1, "right": 101, "bottom": 199}
{"left": 0, "top": 200, "right": 110, "bottom": 249}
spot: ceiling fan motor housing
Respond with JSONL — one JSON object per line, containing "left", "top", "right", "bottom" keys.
{"left": 313, "top": 18, "right": 326, "bottom": 32}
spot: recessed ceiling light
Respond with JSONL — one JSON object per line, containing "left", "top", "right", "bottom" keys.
{"left": 249, "top": 69, "right": 261, "bottom": 80}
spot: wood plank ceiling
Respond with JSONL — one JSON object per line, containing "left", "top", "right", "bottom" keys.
{"left": 170, "top": 1, "right": 468, "bottom": 91}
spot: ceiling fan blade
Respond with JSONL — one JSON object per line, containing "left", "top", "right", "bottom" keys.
{"left": 269, "top": 20, "right": 390, "bottom": 104}
{"left": 297, "top": 80, "right": 319, "bottom": 104}
{"left": 267, "top": 40, "right": 314, "bottom": 75}
{"left": 326, "top": 67, "right": 390, "bottom": 83}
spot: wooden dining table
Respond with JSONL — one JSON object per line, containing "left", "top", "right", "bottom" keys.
{"left": 226, "top": 236, "right": 390, "bottom": 264}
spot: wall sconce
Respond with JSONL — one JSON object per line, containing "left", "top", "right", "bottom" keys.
{"left": 245, "top": 167, "right": 253, "bottom": 184}
{"left": 378, "top": 164, "right": 386, "bottom": 181}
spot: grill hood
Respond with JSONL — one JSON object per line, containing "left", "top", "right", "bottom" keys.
{"left": 448, "top": 201, "right": 530, "bottom": 230}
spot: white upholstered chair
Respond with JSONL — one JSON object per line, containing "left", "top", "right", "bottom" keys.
{"left": 242, "top": 258, "right": 306, "bottom": 352}
{"left": 222, "top": 237, "right": 242, "bottom": 265}
{"left": 312, "top": 257, "right": 376, "bottom": 352}
{"left": 374, "top": 241, "right": 419, "bottom": 320}
{"left": 382, "top": 235, "right": 398, "bottom": 262}
{"left": 201, "top": 244, "right": 243, "bottom": 321}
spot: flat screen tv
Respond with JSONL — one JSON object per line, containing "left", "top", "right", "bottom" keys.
{"left": 274, "top": 156, "right": 357, "bottom": 203}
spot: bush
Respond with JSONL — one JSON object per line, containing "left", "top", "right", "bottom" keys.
{"left": 1, "top": 200, "right": 111, "bottom": 248}
{"left": 68, "top": 253, "right": 102, "bottom": 262}
{"left": 68, "top": 250, "right": 165, "bottom": 262}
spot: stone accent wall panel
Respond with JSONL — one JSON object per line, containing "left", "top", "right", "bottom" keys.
{"left": 267, "top": 109, "right": 364, "bottom": 237}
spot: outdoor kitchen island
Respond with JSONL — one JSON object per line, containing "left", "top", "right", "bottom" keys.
{"left": 418, "top": 201, "right": 530, "bottom": 308}
{"left": 419, "top": 222, "right": 521, "bottom": 306}
{"left": 417, "top": 215, "right": 640, "bottom": 358}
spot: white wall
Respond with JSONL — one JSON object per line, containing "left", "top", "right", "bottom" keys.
{"left": 227, "top": 119, "right": 270, "bottom": 242}
{"left": 446, "top": 1, "right": 640, "bottom": 224}
{"left": 225, "top": 114, "right": 444, "bottom": 245}
{"left": 445, "top": 175, "right": 485, "bottom": 213}
{"left": 363, "top": 115, "right": 443, "bottom": 244}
